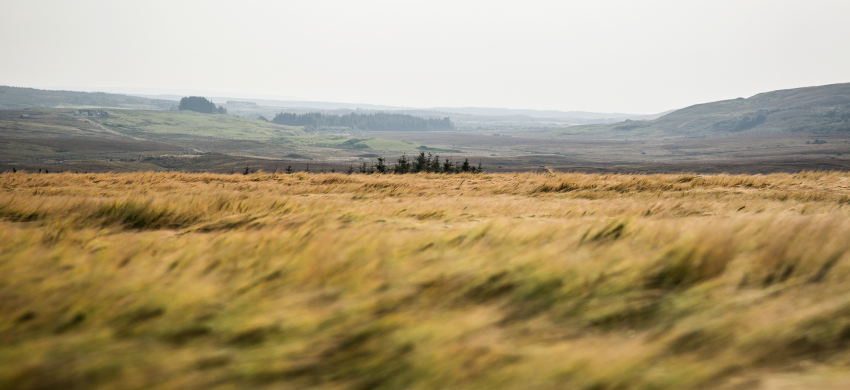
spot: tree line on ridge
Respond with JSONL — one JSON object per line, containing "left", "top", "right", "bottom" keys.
{"left": 272, "top": 112, "right": 454, "bottom": 131}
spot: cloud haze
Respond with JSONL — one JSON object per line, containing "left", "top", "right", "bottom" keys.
{"left": 2, "top": 0, "right": 848, "bottom": 113}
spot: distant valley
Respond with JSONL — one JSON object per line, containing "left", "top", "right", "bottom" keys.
{"left": 1, "top": 83, "right": 849, "bottom": 174}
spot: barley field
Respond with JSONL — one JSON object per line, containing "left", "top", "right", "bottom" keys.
{"left": 2, "top": 171, "right": 850, "bottom": 390}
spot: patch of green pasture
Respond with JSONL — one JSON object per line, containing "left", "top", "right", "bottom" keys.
{"left": 92, "top": 110, "right": 303, "bottom": 140}
{"left": 90, "top": 111, "right": 448, "bottom": 153}
{"left": 361, "top": 137, "right": 421, "bottom": 150}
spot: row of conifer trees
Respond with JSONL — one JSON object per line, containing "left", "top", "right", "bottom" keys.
{"left": 354, "top": 152, "right": 482, "bottom": 174}
{"left": 268, "top": 152, "right": 482, "bottom": 175}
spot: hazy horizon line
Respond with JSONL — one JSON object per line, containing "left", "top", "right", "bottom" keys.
{"left": 11, "top": 84, "right": 655, "bottom": 116}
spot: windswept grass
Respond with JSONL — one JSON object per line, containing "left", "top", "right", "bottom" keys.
{"left": 2, "top": 171, "right": 850, "bottom": 389}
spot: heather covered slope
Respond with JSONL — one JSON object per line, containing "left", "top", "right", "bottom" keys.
{"left": 564, "top": 83, "right": 850, "bottom": 137}
{"left": 2, "top": 171, "right": 850, "bottom": 389}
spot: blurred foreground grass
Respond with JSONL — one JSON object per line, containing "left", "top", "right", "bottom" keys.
{"left": 2, "top": 171, "right": 850, "bottom": 389}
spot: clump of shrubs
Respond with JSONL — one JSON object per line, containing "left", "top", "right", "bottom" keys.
{"left": 349, "top": 152, "right": 482, "bottom": 175}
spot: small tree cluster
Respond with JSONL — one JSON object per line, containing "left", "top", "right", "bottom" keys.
{"left": 350, "top": 152, "right": 482, "bottom": 175}
{"left": 179, "top": 96, "right": 227, "bottom": 114}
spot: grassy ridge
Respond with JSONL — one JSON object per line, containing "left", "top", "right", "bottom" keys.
{"left": 0, "top": 110, "right": 113, "bottom": 139}
{"left": 0, "top": 86, "right": 175, "bottom": 110}
{"left": 2, "top": 172, "right": 850, "bottom": 389}
{"left": 0, "top": 110, "right": 186, "bottom": 164}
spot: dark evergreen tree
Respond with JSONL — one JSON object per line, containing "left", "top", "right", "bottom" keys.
{"left": 430, "top": 155, "right": 442, "bottom": 173}
{"left": 461, "top": 158, "right": 471, "bottom": 172}
{"left": 394, "top": 154, "right": 411, "bottom": 174}
{"left": 413, "top": 152, "right": 429, "bottom": 173}
{"left": 375, "top": 157, "right": 388, "bottom": 173}
{"left": 443, "top": 158, "right": 454, "bottom": 173}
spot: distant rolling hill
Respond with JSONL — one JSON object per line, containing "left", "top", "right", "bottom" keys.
{"left": 0, "top": 86, "right": 175, "bottom": 110}
{"left": 133, "top": 94, "right": 647, "bottom": 120}
{"left": 429, "top": 107, "right": 638, "bottom": 119}
{"left": 563, "top": 83, "right": 850, "bottom": 137}
{"left": 2, "top": 86, "right": 671, "bottom": 128}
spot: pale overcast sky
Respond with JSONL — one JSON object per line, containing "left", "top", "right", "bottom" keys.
{"left": 1, "top": 0, "right": 848, "bottom": 114}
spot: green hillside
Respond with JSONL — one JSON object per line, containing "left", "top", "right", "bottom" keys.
{"left": 0, "top": 110, "right": 185, "bottom": 164}
{"left": 90, "top": 111, "right": 433, "bottom": 152}
{"left": 92, "top": 110, "right": 302, "bottom": 140}
{"left": 562, "top": 83, "right": 850, "bottom": 137}
{"left": 0, "top": 86, "right": 175, "bottom": 110}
